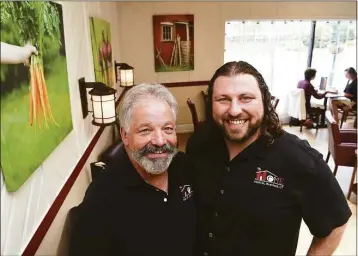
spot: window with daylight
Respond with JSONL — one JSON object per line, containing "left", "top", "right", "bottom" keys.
{"left": 161, "top": 24, "right": 173, "bottom": 41}
{"left": 224, "top": 20, "right": 357, "bottom": 119}
{"left": 311, "top": 21, "right": 357, "bottom": 92}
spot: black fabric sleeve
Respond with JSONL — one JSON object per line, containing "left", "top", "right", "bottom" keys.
{"left": 185, "top": 123, "right": 215, "bottom": 155}
{"left": 300, "top": 156, "right": 352, "bottom": 238}
{"left": 69, "top": 200, "right": 114, "bottom": 256}
{"left": 68, "top": 181, "right": 115, "bottom": 256}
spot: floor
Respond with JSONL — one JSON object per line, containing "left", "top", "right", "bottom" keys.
{"left": 177, "top": 120, "right": 357, "bottom": 256}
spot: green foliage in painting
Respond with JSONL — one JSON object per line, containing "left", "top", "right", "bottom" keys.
{"left": 0, "top": 1, "right": 72, "bottom": 192}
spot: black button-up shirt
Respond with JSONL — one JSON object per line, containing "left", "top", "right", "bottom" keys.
{"left": 69, "top": 147, "right": 196, "bottom": 256}
{"left": 186, "top": 125, "right": 351, "bottom": 256}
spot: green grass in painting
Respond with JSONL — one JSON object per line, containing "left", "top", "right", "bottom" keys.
{"left": 155, "top": 65, "right": 194, "bottom": 72}
{"left": 0, "top": 56, "right": 72, "bottom": 192}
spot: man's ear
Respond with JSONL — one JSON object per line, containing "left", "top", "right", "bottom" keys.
{"left": 120, "top": 127, "right": 129, "bottom": 146}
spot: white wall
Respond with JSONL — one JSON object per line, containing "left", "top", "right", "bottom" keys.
{"left": 117, "top": 1, "right": 356, "bottom": 130}
{"left": 1, "top": 2, "right": 122, "bottom": 255}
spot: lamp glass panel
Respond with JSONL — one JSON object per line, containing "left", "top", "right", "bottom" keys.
{"left": 92, "top": 94, "right": 116, "bottom": 124}
{"left": 120, "top": 69, "right": 134, "bottom": 86}
{"left": 86, "top": 88, "right": 93, "bottom": 112}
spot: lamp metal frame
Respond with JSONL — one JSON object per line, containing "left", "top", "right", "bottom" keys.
{"left": 78, "top": 77, "right": 117, "bottom": 122}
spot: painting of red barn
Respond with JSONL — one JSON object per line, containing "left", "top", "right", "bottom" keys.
{"left": 153, "top": 14, "right": 194, "bottom": 72}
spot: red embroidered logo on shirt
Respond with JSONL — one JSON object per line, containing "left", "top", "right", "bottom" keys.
{"left": 179, "top": 185, "right": 193, "bottom": 201}
{"left": 254, "top": 167, "right": 284, "bottom": 189}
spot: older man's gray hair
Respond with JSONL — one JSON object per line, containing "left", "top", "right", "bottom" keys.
{"left": 119, "top": 83, "right": 178, "bottom": 132}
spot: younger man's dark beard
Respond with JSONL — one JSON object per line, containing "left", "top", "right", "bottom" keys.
{"left": 222, "top": 121, "right": 261, "bottom": 143}
{"left": 219, "top": 116, "right": 264, "bottom": 144}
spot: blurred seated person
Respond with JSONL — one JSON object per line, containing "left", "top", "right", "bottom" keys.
{"left": 297, "top": 68, "right": 332, "bottom": 127}
{"left": 329, "top": 67, "right": 357, "bottom": 122}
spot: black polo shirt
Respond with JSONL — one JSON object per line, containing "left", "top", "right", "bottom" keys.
{"left": 186, "top": 124, "right": 351, "bottom": 256}
{"left": 69, "top": 146, "right": 196, "bottom": 256}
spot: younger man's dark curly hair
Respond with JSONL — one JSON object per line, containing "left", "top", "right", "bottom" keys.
{"left": 205, "top": 61, "right": 284, "bottom": 141}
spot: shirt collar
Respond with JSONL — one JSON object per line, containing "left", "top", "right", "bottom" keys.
{"left": 215, "top": 134, "right": 273, "bottom": 164}
{"left": 114, "top": 146, "right": 146, "bottom": 188}
{"left": 235, "top": 135, "right": 272, "bottom": 161}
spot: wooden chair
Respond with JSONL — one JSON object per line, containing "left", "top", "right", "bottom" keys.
{"left": 305, "top": 107, "right": 323, "bottom": 131}
{"left": 201, "top": 90, "right": 208, "bottom": 104}
{"left": 270, "top": 96, "right": 280, "bottom": 110}
{"left": 339, "top": 108, "right": 357, "bottom": 128}
{"left": 187, "top": 98, "right": 203, "bottom": 131}
{"left": 325, "top": 111, "right": 357, "bottom": 198}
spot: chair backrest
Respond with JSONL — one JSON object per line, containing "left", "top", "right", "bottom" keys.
{"left": 270, "top": 96, "right": 280, "bottom": 110}
{"left": 99, "top": 141, "right": 123, "bottom": 163}
{"left": 187, "top": 98, "right": 200, "bottom": 130}
{"left": 201, "top": 90, "right": 208, "bottom": 104}
{"left": 326, "top": 110, "right": 341, "bottom": 151}
{"left": 287, "top": 88, "right": 306, "bottom": 120}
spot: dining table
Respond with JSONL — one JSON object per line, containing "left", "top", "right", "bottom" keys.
{"left": 311, "top": 90, "right": 350, "bottom": 127}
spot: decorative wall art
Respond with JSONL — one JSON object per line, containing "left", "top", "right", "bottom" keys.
{"left": 153, "top": 14, "right": 194, "bottom": 72}
{"left": 0, "top": 1, "right": 73, "bottom": 192}
{"left": 89, "top": 17, "right": 114, "bottom": 87}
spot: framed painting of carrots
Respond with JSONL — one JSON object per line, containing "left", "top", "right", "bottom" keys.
{"left": 89, "top": 17, "right": 113, "bottom": 87}
{"left": 153, "top": 14, "right": 194, "bottom": 72}
{"left": 0, "top": 1, "right": 73, "bottom": 192}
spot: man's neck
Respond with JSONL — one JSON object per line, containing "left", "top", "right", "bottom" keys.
{"left": 225, "top": 130, "right": 262, "bottom": 161}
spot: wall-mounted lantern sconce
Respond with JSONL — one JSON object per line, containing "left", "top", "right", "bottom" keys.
{"left": 114, "top": 61, "right": 134, "bottom": 87}
{"left": 78, "top": 77, "right": 117, "bottom": 126}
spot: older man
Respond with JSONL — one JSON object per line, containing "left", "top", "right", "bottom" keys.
{"left": 70, "top": 84, "right": 196, "bottom": 256}
{"left": 186, "top": 61, "right": 351, "bottom": 256}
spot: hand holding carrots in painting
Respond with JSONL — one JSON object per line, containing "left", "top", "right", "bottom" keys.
{"left": 23, "top": 43, "right": 39, "bottom": 66}
{"left": 29, "top": 54, "right": 58, "bottom": 128}
{"left": 1, "top": 41, "right": 56, "bottom": 128}
{"left": 0, "top": 42, "right": 38, "bottom": 65}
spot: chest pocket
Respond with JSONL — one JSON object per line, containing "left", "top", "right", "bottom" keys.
{"left": 225, "top": 162, "right": 299, "bottom": 218}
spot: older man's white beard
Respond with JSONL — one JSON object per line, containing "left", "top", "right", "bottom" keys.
{"left": 133, "top": 153, "right": 177, "bottom": 175}
{"left": 131, "top": 144, "right": 178, "bottom": 175}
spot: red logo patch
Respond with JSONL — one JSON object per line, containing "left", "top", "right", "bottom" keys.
{"left": 254, "top": 167, "right": 284, "bottom": 189}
